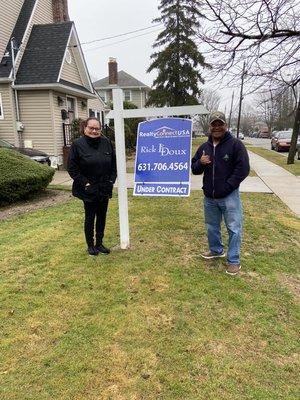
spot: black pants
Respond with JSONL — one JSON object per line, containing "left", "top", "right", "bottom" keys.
{"left": 83, "top": 199, "right": 109, "bottom": 247}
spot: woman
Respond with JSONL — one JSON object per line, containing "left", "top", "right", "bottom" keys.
{"left": 67, "top": 117, "right": 117, "bottom": 256}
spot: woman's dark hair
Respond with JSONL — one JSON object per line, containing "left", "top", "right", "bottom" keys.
{"left": 80, "top": 117, "right": 101, "bottom": 135}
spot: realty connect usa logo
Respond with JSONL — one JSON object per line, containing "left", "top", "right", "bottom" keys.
{"left": 154, "top": 126, "right": 190, "bottom": 138}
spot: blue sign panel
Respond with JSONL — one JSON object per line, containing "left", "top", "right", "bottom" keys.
{"left": 134, "top": 118, "right": 192, "bottom": 196}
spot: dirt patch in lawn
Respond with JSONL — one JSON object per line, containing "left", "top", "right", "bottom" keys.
{"left": 0, "top": 189, "right": 73, "bottom": 221}
{"left": 278, "top": 273, "right": 300, "bottom": 303}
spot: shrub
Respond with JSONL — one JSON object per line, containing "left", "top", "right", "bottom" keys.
{"left": 0, "top": 149, "right": 55, "bottom": 205}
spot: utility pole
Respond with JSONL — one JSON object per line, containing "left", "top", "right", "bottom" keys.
{"left": 236, "top": 62, "right": 246, "bottom": 138}
{"left": 228, "top": 91, "right": 234, "bottom": 129}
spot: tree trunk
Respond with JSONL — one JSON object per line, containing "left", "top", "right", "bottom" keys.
{"left": 287, "top": 99, "right": 300, "bottom": 164}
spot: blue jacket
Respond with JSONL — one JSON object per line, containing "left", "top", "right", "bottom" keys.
{"left": 191, "top": 132, "right": 250, "bottom": 198}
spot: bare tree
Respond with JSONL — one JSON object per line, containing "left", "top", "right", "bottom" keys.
{"left": 194, "top": 88, "right": 221, "bottom": 133}
{"left": 255, "top": 90, "right": 277, "bottom": 133}
{"left": 198, "top": 0, "right": 300, "bottom": 163}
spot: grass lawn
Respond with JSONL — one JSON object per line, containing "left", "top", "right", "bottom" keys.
{"left": 0, "top": 190, "right": 299, "bottom": 399}
{"left": 246, "top": 146, "right": 300, "bottom": 176}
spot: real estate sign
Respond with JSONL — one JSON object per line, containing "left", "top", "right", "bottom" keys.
{"left": 134, "top": 118, "right": 192, "bottom": 197}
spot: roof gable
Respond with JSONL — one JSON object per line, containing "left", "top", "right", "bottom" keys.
{"left": 0, "top": 0, "right": 37, "bottom": 78}
{"left": 93, "top": 70, "right": 150, "bottom": 89}
{"left": 15, "top": 22, "right": 73, "bottom": 85}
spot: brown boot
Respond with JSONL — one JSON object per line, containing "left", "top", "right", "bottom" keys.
{"left": 226, "top": 264, "right": 241, "bottom": 275}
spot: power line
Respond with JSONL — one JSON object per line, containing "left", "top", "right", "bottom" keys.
{"left": 22, "top": 24, "right": 163, "bottom": 52}
{"left": 80, "top": 24, "right": 163, "bottom": 46}
{"left": 84, "top": 29, "right": 162, "bottom": 53}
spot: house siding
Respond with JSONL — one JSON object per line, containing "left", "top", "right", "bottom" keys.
{"left": 88, "top": 97, "right": 105, "bottom": 113}
{"left": 0, "top": 83, "right": 17, "bottom": 143}
{"left": 77, "top": 97, "right": 89, "bottom": 120}
{"left": 0, "top": 0, "right": 24, "bottom": 59}
{"left": 51, "top": 92, "right": 89, "bottom": 155}
{"left": 51, "top": 91, "right": 66, "bottom": 157}
{"left": 18, "top": 90, "right": 54, "bottom": 154}
{"left": 15, "top": 0, "right": 54, "bottom": 72}
{"left": 60, "top": 48, "right": 84, "bottom": 86}
{"left": 96, "top": 88, "right": 148, "bottom": 108}
{"left": 131, "top": 89, "right": 143, "bottom": 108}
{"left": 33, "top": 0, "right": 54, "bottom": 24}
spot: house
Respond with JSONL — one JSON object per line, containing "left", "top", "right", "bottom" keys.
{"left": 0, "top": 0, "right": 105, "bottom": 168}
{"left": 93, "top": 59, "right": 151, "bottom": 109}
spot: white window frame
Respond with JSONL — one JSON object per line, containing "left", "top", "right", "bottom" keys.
{"left": 89, "top": 109, "right": 101, "bottom": 120}
{"left": 66, "top": 95, "right": 78, "bottom": 121}
{"left": 0, "top": 93, "right": 4, "bottom": 120}
{"left": 65, "top": 49, "right": 72, "bottom": 64}
{"left": 123, "top": 89, "right": 132, "bottom": 102}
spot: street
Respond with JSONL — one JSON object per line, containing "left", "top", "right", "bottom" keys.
{"left": 244, "top": 137, "right": 289, "bottom": 157}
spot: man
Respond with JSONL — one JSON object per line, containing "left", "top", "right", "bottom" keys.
{"left": 191, "top": 111, "right": 250, "bottom": 275}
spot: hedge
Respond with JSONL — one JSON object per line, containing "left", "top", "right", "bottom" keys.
{"left": 0, "top": 148, "right": 55, "bottom": 205}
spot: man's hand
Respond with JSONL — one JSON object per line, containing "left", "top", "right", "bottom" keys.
{"left": 200, "top": 150, "right": 211, "bottom": 165}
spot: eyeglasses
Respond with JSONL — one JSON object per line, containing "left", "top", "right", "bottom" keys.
{"left": 87, "top": 126, "right": 100, "bottom": 132}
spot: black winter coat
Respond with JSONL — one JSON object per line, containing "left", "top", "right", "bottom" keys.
{"left": 67, "top": 135, "right": 117, "bottom": 202}
{"left": 191, "top": 132, "right": 250, "bottom": 198}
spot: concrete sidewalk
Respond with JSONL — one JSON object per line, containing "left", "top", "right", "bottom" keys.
{"left": 247, "top": 150, "right": 300, "bottom": 216}
{"left": 51, "top": 151, "right": 300, "bottom": 217}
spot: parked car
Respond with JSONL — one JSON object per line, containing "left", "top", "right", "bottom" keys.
{"left": 258, "top": 130, "right": 270, "bottom": 138}
{"left": 0, "top": 138, "right": 51, "bottom": 165}
{"left": 231, "top": 132, "right": 244, "bottom": 140}
{"left": 270, "top": 130, "right": 293, "bottom": 152}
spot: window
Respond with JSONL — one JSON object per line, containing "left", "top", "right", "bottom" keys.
{"left": 89, "top": 109, "right": 101, "bottom": 120}
{"left": 66, "top": 96, "right": 76, "bottom": 123}
{"left": 65, "top": 49, "right": 72, "bottom": 64}
{"left": 123, "top": 90, "right": 131, "bottom": 102}
{"left": 0, "top": 93, "right": 4, "bottom": 120}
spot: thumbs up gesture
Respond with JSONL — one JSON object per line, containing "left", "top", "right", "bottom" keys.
{"left": 200, "top": 149, "right": 211, "bottom": 165}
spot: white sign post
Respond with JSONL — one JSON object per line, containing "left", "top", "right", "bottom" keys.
{"left": 109, "top": 93, "right": 208, "bottom": 249}
{"left": 112, "top": 86, "right": 130, "bottom": 249}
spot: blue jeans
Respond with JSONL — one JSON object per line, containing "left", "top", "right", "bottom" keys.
{"left": 204, "top": 189, "right": 243, "bottom": 265}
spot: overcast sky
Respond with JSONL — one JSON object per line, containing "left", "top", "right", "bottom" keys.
{"left": 68, "top": 0, "right": 236, "bottom": 111}
{"left": 68, "top": 0, "right": 161, "bottom": 86}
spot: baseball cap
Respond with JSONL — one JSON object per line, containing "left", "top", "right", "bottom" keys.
{"left": 209, "top": 111, "right": 226, "bottom": 124}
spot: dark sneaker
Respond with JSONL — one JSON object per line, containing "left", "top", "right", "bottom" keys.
{"left": 87, "top": 246, "right": 98, "bottom": 256}
{"left": 200, "top": 251, "right": 225, "bottom": 259}
{"left": 95, "top": 244, "right": 110, "bottom": 255}
{"left": 226, "top": 264, "right": 241, "bottom": 275}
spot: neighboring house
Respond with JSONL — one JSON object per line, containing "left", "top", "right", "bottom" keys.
{"left": 0, "top": 0, "right": 105, "bottom": 168}
{"left": 93, "top": 69, "right": 151, "bottom": 109}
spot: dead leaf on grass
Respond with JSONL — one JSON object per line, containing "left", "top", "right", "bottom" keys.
{"left": 128, "top": 275, "right": 140, "bottom": 294}
{"left": 144, "top": 306, "right": 175, "bottom": 329}
{"left": 149, "top": 275, "right": 169, "bottom": 293}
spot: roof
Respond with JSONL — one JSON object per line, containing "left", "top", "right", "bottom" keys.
{"left": 0, "top": 0, "right": 37, "bottom": 78}
{"left": 59, "top": 79, "right": 93, "bottom": 94}
{"left": 93, "top": 70, "right": 150, "bottom": 89}
{"left": 15, "top": 22, "right": 73, "bottom": 85}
